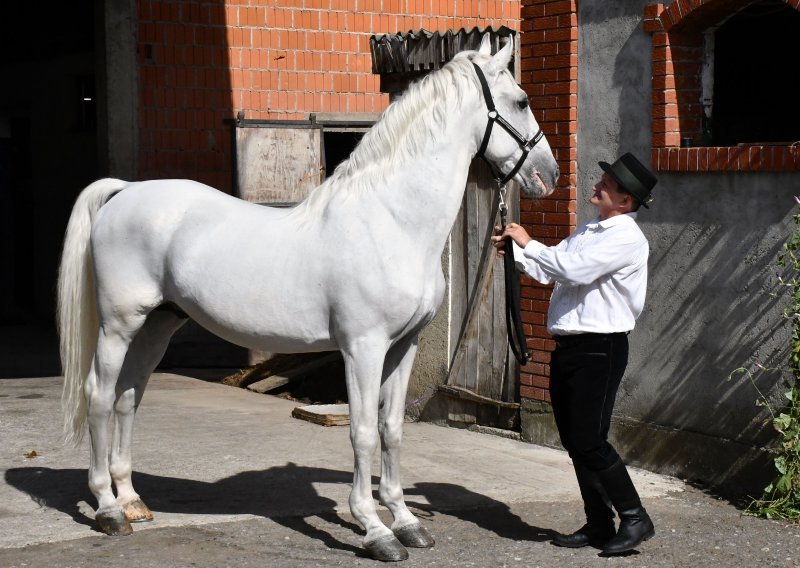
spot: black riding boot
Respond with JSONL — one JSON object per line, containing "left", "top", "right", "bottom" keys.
{"left": 595, "top": 458, "right": 655, "bottom": 555}
{"left": 552, "top": 464, "right": 616, "bottom": 548}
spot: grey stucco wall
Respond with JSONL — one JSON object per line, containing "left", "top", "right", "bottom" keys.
{"left": 523, "top": 0, "right": 799, "bottom": 496}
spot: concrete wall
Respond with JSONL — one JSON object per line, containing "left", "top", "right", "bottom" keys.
{"left": 541, "top": 0, "right": 795, "bottom": 496}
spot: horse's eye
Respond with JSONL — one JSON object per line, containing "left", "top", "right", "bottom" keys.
{"left": 517, "top": 98, "right": 529, "bottom": 110}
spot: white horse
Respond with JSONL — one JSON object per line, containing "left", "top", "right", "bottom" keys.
{"left": 57, "top": 35, "right": 557, "bottom": 561}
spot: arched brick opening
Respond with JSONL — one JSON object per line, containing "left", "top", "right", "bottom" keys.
{"left": 644, "top": 0, "right": 800, "bottom": 172}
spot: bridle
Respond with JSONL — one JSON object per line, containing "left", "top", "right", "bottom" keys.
{"left": 472, "top": 62, "right": 545, "bottom": 187}
{"left": 471, "top": 61, "right": 537, "bottom": 366}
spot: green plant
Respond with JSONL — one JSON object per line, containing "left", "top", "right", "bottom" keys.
{"left": 733, "top": 202, "right": 800, "bottom": 521}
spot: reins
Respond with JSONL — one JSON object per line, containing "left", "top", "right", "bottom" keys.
{"left": 497, "top": 186, "right": 531, "bottom": 366}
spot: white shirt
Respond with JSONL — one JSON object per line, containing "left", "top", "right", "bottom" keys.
{"left": 512, "top": 212, "right": 648, "bottom": 335}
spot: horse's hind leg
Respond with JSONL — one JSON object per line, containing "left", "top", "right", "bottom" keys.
{"left": 379, "top": 335, "right": 434, "bottom": 548}
{"left": 111, "top": 309, "right": 187, "bottom": 524}
{"left": 86, "top": 313, "right": 148, "bottom": 536}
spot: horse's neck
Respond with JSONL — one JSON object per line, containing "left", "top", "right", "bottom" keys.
{"left": 370, "top": 104, "right": 481, "bottom": 258}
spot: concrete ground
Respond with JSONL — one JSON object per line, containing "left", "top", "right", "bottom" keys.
{"left": 1, "top": 373, "right": 798, "bottom": 567}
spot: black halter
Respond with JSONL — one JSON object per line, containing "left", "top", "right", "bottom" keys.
{"left": 472, "top": 62, "right": 535, "bottom": 366}
{"left": 472, "top": 62, "right": 544, "bottom": 186}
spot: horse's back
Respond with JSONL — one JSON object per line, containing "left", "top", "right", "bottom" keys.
{"left": 93, "top": 178, "right": 293, "bottom": 249}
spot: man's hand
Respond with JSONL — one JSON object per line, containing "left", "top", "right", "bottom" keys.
{"left": 491, "top": 223, "right": 532, "bottom": 256}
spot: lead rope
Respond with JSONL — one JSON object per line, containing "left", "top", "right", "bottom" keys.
{"left": 405, "top": 182, "right": 529, "bottom": 412}
{"left": 498, "top": 184, "right": 531, "bottom": 366}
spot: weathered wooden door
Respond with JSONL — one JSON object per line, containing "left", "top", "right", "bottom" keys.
{"left": 441, "top": 160, "right": 521, "bottom": 430}
{"left": 234, "top": 121, "right": 324, "bottom": 205}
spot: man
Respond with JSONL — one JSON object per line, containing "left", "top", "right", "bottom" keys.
{"left": 492, "top": 152, "right": 657, "bottom": 555}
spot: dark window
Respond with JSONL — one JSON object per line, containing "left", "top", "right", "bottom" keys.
{"left": 323, "top": 131, "right": 363, "bottom": 177}
{"left": 711, "top": 0, "right": 800, "bottom": 146}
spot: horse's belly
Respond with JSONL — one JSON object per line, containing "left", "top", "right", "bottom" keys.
{"left": 183, "top": 300, "right": 338, "bottom": 353}
{"left": 168, "top": 255, "right": 337, "bottom": 353}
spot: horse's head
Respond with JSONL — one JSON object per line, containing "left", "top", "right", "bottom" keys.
{"left": 466, "top": 35, "right": 559, "bottom": 199}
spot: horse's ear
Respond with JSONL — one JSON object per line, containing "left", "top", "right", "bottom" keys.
{"left": 478, "top": 33, "right": 492, "bottom": 55}
{"left": 484, "top": 35, "right": 514, "bottom": 77}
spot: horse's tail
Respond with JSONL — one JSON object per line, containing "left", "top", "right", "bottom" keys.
{"left": 58, "top": 178, "right": 127, "bottom": 446}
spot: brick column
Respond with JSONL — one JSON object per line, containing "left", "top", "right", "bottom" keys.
{"left": 519, "top": 0, "right": 578, "bottom": 402}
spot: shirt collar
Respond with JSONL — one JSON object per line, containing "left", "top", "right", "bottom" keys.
{"left": 589, "top": 212, "right": 638, "bottom": 230}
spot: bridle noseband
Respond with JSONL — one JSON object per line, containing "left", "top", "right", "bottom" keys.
{"left": 472, "top": 62, "right": 544, "bottom": 186}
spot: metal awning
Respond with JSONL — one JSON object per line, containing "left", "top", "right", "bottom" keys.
{"left": 369, "top": 26, "right": 516, "bottom": 75}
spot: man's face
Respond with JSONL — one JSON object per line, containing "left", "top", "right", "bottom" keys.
{"left": 591, "top": 173, "right": 631, "bottom": 219}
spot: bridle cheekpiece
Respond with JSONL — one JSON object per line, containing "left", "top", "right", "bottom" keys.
{"left": 472, "top": 62, "right": 544, "bottom": 187}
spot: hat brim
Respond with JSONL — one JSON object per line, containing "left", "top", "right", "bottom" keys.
{"left": 599, "top": 161, "right": 650, "bottom": 208}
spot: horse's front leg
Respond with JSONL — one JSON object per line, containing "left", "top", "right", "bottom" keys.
{"left": 342, "top": 340, "right": 409, "bottom": 562}
{"left": 379, "top": 336, "right": 435, "bottom": 549}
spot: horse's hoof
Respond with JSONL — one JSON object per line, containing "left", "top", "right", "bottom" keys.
{"left": 96, "top": 509, "right": 133, "bottom": 536}
{"left": 122, "top": 498, "right": 154, "bottom": 523}
{"left": 393, "top": 523, "right": 435, "bottom": 548}
{"left": 364, "top": 534, "right": 409, "bottom": 562}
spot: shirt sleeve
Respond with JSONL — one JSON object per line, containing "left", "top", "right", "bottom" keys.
{"left": 522, "top": 226, "right": 646, "bottom": 286}
{"left": 513, "top": 241, "right": 552, "bottom": 284}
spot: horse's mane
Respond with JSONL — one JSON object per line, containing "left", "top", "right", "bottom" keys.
{"left": 295, "top": 50, "right": 488, "bottom": 218}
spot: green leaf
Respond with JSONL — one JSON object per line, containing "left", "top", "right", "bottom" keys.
{"left": 775, "top": 414, "right": 792, "bottom": 431}
{"left": 775, "top": 456, "right": 787, "bottom": 475}
{"left": 776, "top": 474, "right": 792, "bottom": 496}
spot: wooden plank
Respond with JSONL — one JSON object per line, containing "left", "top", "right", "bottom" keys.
{"left": 438, "top": 385, "right": 520, "bottom": 410}
{"left": 475, "top": 167, "right": 495, "bottom": 398}
{"left": 291, "top": 404, "right": 350, "bottom": 426}
{"left": 447, "top": 168, "right": 472, "bottom": 425}
{"left": 502, "top": 181, "right": 522, "bottom": 405}
{"left": 488, "top": 254, "right": 507, "bottom": 401}
{"left": 449, "top": 179, "right": 468, "bottom": 366}
{"left": 247, "top": 375, "right": 291, "bottom": 394}
{"left": 245, "top": 352, "right": 341, "bottom": 394}
{"left": 464, "top": 166, "right": 480, "bottom": 394}
{"left": 235, "top": 125, "right": 323, "bottom": 204}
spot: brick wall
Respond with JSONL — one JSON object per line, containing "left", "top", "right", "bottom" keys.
{"left": 137, "top": 0, "right": 521, "bottom": 192}
{"left": 644, "top": 0, "right": 800, "bottom": 173}
{"left": 518, "top": 0, "right": 577, "bottom": 402}
{"left": 134, "top": 0, "right": 580, "bottom": 404}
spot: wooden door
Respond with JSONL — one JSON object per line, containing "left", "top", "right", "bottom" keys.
{"left": 234, "top": 121, "right": 324, "bottom": 205}
{"left": 441, "top": 160, "right": 521, "bottom": 430}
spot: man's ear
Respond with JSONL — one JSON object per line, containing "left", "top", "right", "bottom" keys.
{"left": 620, "top": 193, "right": 636, "bottom": 212}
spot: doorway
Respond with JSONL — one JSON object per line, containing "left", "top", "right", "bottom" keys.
{"left": 0, "top": 1, "right": 100, "bottom": 376}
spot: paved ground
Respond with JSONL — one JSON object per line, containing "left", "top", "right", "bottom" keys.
{"left": 1, "top": 374, "right": 798, "bottom": 567}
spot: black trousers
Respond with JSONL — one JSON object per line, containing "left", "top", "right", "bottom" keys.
{"left": 549, "top": 332, "right": 629, "bottom": 472}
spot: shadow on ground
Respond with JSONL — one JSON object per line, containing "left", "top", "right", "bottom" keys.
{"left": 6, "top": 464, "right": 555, "bottom": 553}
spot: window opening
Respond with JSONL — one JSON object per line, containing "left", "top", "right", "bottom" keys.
{"left": 323, "top": 131, "right": 363, "bottom": 178}
{"left": 709, "top": 0, "right": 800, "bottom": 146}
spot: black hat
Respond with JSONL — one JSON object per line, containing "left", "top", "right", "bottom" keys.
{"left": 599, "top": 152, "right": 658, "bottom": 208}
